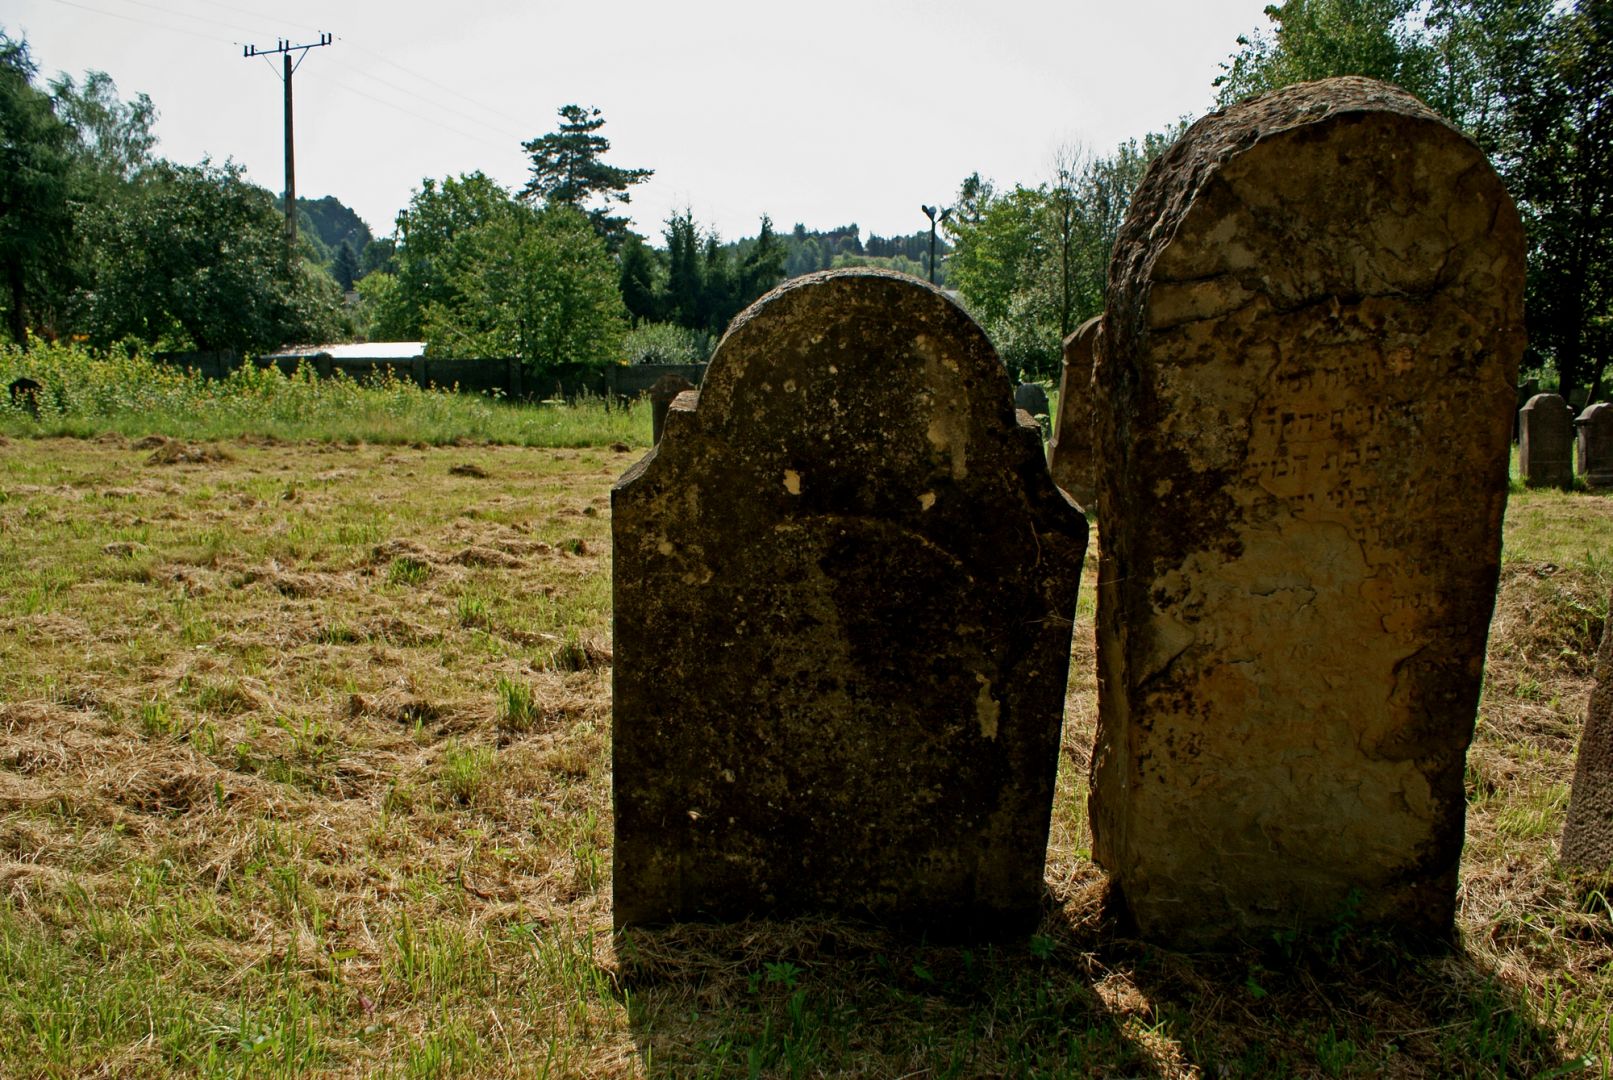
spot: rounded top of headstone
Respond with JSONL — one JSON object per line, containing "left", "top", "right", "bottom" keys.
{"left": 1110, "top": 75, "right": 1521, "bottom": 339}
{"left": 1523, "top": 392, "right": 1571, "bottom": 412}
{"left": 1577, "top": 401, "right": 1612, "bottom": 424}
{"left": 695, "top": 268, "right": 1017, "bottom": 455}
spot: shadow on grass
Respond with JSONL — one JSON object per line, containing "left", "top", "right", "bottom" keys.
{"left": 610, "top": 884, "right": 1582, "bottom": 1078}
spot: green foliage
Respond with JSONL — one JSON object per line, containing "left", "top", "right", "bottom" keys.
{"left": 1494, "top": 0, "right": 1612, "bottom": 401}
{"left": 76, "top": 158, "right": 346, "bottom": 353}
{"left": 48, "top": 68, "right": 156, "bottom": 186}
{"left": 420, "top": 201, "right": 626, "bottom": 376}
{"left": 332, "top": 240, "right": 359, "bottom": 292}
{"left": 946, "top": 133, "right": 1174, "bottom": 381}
{"left": 619, "top": 322, "right": 709, "bottom": 367}
{"left": 1214, "top": 0, "right": 1445, "bottom": 108}
{"left": 617, "top": 233, "right": 659, "bottom": 324}
{"left": 0, "top": 32, "right": 76, "bottom": 346}
{"left": 391, "top": 172, "right": 515, "bottom": 340}
{"left": 354, "top": 271, "right": 412, "bottom": 342}
{"left": 1215, "top": 0, "right": 1611, "bottom": 400}
{"left": 621, "top": 321, "right": 707, "bottom": 365}
{"left": 0, "top": 337, "right": 651, "bottom": 447}
{"left": 520, "top": 104, "right": 652, "bottom": 247}
{"left": 658, "top": 210, "right": 787, "bottom": 335}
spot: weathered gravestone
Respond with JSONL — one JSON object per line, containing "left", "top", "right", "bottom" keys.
{"left": 1014, "top": 382, "right": 1050, "bottom": 422}
{"left": 1520, "top": 393, "right": 1576, "bottom": 489}
{"left": 1575, "top": 402, "right": 1613, "bottom": 489}
{"left": 1090, "top": 77, "right": 1525, "bottom": 946}
{"left": 613, "top": 268, "right": 1089, "bottom": 935}
{"left": 1562, "top": 592, "right": 1613, "bottom": 871}
{"left": 1515, "top": 379, "right": 1540, "bottom": 442}
{"left": 648, "top": 373, "right": 696, "bottom": 445}
{"left": 1049, "top": 316, "right": 1101, "bottom": 509}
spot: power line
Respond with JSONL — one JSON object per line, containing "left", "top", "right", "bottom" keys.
{"left": 109, "top": 0, "right": 268, "bottom": 38}
{"left": 44, "top": 0, "right": 233, "bottom": 44}
{"left": 329, "top": 65, "right": 523, "bottom": 144}
{"left": 188, "top": 0, "right": 538, "bottom": 132}
{"left": 314, "top": 76, "right": 516, "bottom": 155}
{"left": 341, "top": 39, "right": 534, "bottom": 133}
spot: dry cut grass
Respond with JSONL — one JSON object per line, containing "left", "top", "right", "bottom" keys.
{"left": 0, "top": 434, "right": 1609, "bottom": 1078}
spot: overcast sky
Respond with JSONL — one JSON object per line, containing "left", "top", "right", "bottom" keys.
{"left": 8, "top": 0, "right": 1274, "bottom": 244}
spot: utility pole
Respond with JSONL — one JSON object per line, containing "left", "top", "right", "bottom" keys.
{"left": 242, "top": 33, "right": 333, "bottom": 252}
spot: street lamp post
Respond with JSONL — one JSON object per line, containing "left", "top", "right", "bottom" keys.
{"left": 921, "top": 204, "right": 951, "bottom": 285}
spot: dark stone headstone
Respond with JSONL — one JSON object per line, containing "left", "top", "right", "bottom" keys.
{"left": 1520, "top": 393, "right": 1576, "bottom": 489}
{"left": 1091, "top": 77, "right": 1525, "bottom": 946}
{"left": 1014, "top": 382, "right": 1050, "bottom": 421}
{"left": 612, "top": 268, "right": 1089, "bottom": 936}
{"left": 1048, "top": 317, "right": 1101, "bottom": 509}
{"left": 8, "top": 377, "right": 41, "bottom": 418}
{"left": 1514, "top": 379, "right": 1539, "bottom": 443}
{"left": 1575, "top": 402, "right": 1613, "bottom": 489}
{"left": 648, "top": 374, "right": 695, "bottom": 445}
{"left": 1563, "top": 592, "right": 1613, "bottom": 870}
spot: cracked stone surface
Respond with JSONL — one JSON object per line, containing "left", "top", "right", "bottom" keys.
{"left": 612, "top": 268, "right": 1088, "bottom": 936}
{"left": 1050, "top": 315, "right": 1101, "bottom": 509}
{"left": 1563, "top": 595, "right": 1613, "bottom": 870}
{"left": 1090, "top": 77, "right": 1525, "bottom": 946}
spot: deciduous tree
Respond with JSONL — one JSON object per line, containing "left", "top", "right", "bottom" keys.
{"left": 0, "top": 33, "right": 75, "bottom": 346}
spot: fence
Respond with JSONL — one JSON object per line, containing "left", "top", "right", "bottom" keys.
{"left": 153, "top": 351, "right": 707, "bottom": 401}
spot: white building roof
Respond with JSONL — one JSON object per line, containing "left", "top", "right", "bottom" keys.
{"left": 266, "top": 342, "right": 426, "bottom": 361}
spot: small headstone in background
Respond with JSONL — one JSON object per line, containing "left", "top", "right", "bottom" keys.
{"left": 1562, "top": 592, "right": 1613, "bottom": 871}
{"left": 1574, "top": 402, "right": 1613, "bottom": 489}
{"left": 1014, "top": 382, "right": 1050, "bottom": 430}
{"left": 648, "top": 373, "right": 696, "bottom": 445}
{"left": 1514, "top": 378, "right": 1539, "bottom": 443}
{"left": 1049, "top": 316, "right": 1101, "bottom": 509}
{"left": 613, "top": 269, "right": 1088, "bottom": 936}
{"left": 1520, "top": 393, "right": 1577, "bottom": 489}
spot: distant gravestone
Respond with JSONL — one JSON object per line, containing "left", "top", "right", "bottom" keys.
{"left": 613, "top": 268, "right": 1089, "bottom": 935}
{"left": 1562, "top": 593, "right": 1613, "bottom": 871}
{"left": 1014, "top": 382, "right": 1050, "bottom": 422}
{"left": 648, "top": 373, "right": 696, "bottom": 445}
{"left": 1048, "top": 316, "right": 1101, "bottom": 509}
{"left": 1575, "top": 402, "right": 1613, "bottom": 489}
{"left": 8, "top": 377, "right": 41, "bottom": 417}
{"left": 1090, "top": 77, "right": 1525, "bottom": 946}
{"left": 1514, "top": 379, "right": 1539, "bottom": 443}
{"left": 1520, "top": 394, "right": 1576, "bottom": 489}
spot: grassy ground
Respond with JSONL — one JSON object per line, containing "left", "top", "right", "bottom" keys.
{"left": 0, "top": 430, "right": 1609, "bottom": 1078}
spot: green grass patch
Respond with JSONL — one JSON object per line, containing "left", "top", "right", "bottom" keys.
{"left": 0, "top": 339, "right": 651, "bottom": 448}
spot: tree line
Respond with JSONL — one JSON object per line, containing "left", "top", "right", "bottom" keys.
{"left": 945, "top": 0, "right": 1609, "bottom": 398}
{"left": 0, "top": 34, "right": 352, "bottom": 355}
{"left": 5, "top": 1, "right": 1606, "bottom": 399}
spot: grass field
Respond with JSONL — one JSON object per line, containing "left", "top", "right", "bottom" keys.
{"left": 0, "top": 430, "right": 1609, "bottom": 1078}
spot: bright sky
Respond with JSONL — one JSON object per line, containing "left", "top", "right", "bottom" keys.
{"left": 8, "top": 0, "right": 1274, "bottom": 244}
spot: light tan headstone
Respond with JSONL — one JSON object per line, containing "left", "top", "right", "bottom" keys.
{"left": 1091, "top": 77, "right": 1525, "bottom": 946}
{"left": 1049, "top": 316, "right": 1100, "bottom": 509}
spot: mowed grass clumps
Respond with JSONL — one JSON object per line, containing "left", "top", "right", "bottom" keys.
{"left": 0, "top": 434, "right": 1609, "bottom": 1077}
{"left": 0, "top": 339, "right": 651, "bottom": 448}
